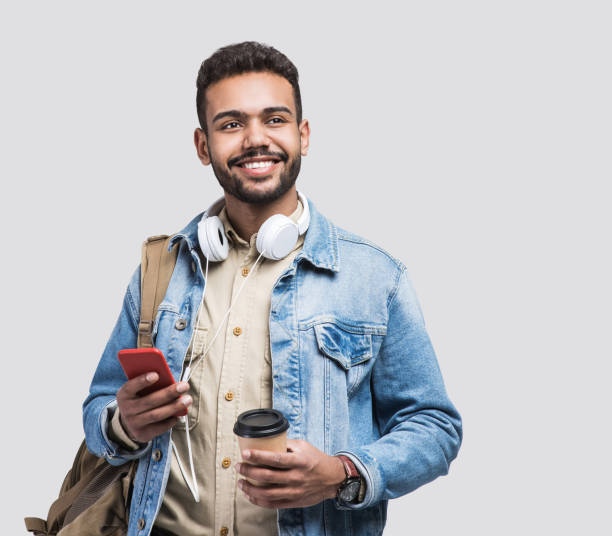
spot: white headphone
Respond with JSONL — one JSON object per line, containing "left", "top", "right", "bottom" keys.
{"left": 197, "top": 191, "right": 310, "bottom": 261}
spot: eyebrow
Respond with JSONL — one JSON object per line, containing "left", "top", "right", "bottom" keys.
{"left": 212, "top": 106, "right": 294, "bottom": 124}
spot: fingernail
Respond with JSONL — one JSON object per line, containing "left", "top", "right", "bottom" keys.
{"left": 243, "top": 450, "right": 251, "bottom": 460}
{"left": 146, "top": 372, "right": 158, "bottom": 382}
{"left": 180, "top": 395, "right": 192, "bottom": 406}
{"left": 176, "top": 382, "right": 189, "bottom": 393}
{"left": 235, "top": 463, "right": 242, "bottom": 473}
{"left": 238, "top": 480, "right": 244, "bottom": 490}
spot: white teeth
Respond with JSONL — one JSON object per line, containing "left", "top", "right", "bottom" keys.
{"left": 243, "top": 160, "right": 275, "bottom": 169}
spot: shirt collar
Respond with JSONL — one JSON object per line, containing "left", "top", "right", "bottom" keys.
{"left": 219, "top": 198, "right": 304, "bottom": 250}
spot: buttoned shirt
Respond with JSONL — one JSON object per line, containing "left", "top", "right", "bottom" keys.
{"left": 154, "top": 201, "right": 305, "bottom": 536}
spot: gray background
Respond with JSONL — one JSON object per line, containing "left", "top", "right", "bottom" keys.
{"left": 1, "top": 1, "right": 610, "bottom": 534}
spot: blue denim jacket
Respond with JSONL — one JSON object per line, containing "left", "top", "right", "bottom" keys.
{"left": 83, "top": 198, "right": 462, "bottom": 536}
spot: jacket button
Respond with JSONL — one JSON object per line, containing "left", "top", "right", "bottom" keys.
{"left": 222, "top": 457, "right": 231, "bottom": 469}
{"left": 220, "top": 527, "right": 229, "bottom": 536}
{"left": 137, "top": 518, "right": 146, "bottom": 530}
{"left": 242, "top": 267, "right": 249, "bottom": 277}
{"left": 175, "top": 318, "right": 187, "bottom": 330}
{"left": 233, "top": 326, "right": 242, "bottom": 336}
{"left": 224, "top": 391, "right": 234, "bottom": 401}
{"left": 152, "top": 449, "right": 163, "bottom": 462}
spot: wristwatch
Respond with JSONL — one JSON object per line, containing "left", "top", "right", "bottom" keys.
{"left": 336, "top": 455, "right": 363, "bottom": 504}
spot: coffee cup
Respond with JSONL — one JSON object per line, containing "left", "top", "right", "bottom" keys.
{"left": 234, "top": 408, "right": 289, "bottom": 485}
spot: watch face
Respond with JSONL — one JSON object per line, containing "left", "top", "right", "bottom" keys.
{"left": 339, "top": 479, "right": 361, "bottom": 502}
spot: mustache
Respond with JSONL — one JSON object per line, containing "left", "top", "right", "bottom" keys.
{"left": 227, "top": 149, "right": 288, "bottom": 168}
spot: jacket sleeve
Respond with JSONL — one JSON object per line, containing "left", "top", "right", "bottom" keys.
{"left": 336, "top": 266, "right": 462, "bottom": 508}
{"left": 82, "top": 266, "right": 152, "bottom": 465}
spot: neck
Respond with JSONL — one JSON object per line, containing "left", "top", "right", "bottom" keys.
{"left": 223, "top": 187, "right": 299, "bottom": 242}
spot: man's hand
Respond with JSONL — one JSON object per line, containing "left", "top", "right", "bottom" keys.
{"left": 235, "top": 439, "right": 346, "bottom": 509}
{"left": 116, "top": 372, "right": 192, "bottom": 443}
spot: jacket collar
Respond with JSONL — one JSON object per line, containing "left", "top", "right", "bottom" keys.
{"left": 298, "top": 198, "right": 339, "bottom": 272}
{"left": 169, "top": 196, "right": 339, "bottom": 273}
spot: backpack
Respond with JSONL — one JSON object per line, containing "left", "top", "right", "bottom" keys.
{"left": 25, "top": 235, "right": 179, "bottom": 536}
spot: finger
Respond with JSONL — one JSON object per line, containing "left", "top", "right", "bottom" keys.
{"left": 132, "top": 395, "right": 192, "bottom": 427}
{"left": 238, "top": 479, "right": 299, "bottom": 507}
{"left": 130, "top": 416, "right": 180, "bottom": 443}
{"left": 242, "top": 491, "right": 275, "bottom": 509}
{"left": 134, "top": 381, "right": 189, "bottom": 412}
{"left": 118, "top": 372, "right": 160, "bottom": 399}
{"left": 123, "top": 381, "right": 190, "bottom": 415}
{"left": 242, "top": 448, "right": 297, "bottom": 469}
{"left": 285, "top": 439, "right": 302, "bottom": 450}
{"left": 235, "top": 463, "right": 298, "bottom": 485}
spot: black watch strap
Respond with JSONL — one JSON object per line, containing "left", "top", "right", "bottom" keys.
{"left": 336, "top": 455, "right": 363, "bottom": 504}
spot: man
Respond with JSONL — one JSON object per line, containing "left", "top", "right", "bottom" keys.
{"left": 84, "top": 41, "right": 462, "bottom": 536}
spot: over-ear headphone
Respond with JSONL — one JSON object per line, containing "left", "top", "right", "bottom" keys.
{"left": 197, "top": 191, "right": 310, "bottom": 262}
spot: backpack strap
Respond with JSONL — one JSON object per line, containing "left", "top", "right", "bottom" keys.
{"left": 138, "top": 235, "right": 179, "bottom": 348}
{"left": 24, "top": 517, "right": 47, "bottom": 535}
{"left": 25, "top": 235, "right": 180, "bottom": 535}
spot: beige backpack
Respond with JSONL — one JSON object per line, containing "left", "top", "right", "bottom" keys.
{"left": 25, "top": 235, "right": 179, "bottom": 536}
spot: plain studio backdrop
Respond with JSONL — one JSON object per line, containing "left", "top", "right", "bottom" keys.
{"left": 1, "top": 2, "right": 609, "bottom": 534}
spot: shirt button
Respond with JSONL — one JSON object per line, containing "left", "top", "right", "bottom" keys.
{"left": 137, "top": 518, "right": 146, "bottom": 530}
{"left": 242, "top": 267, "right": 249, "bottom": 277}
{"left": 225, "top": 391, "right": 234, "bottom": 401}
{"left": 222, "top": 457, "right": 231, "bottom": 469}
{"left": 233, "top": 326, "right": 242, "bottom": 336}
{"left": 175, "top": 318, "right": 187, "bottom": 330}
{"left": 220, "top": 527, "right": 229, "bottom": 536}
{"left": 152, "top": 449, "right": 163, "bottom": 462}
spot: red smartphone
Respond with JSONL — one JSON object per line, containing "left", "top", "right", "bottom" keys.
{"left": 118, "top": 348, "right": 176, "bottom": 396}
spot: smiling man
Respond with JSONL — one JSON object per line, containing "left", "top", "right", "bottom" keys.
{"left": 198, "top": 71, "right": 306, "bottom": 206}
{"left": 83, "top": 42, "right": 462, "bottom": 536}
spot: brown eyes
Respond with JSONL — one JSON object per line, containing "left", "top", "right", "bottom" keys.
{"left": 220, "top": 117, "right": 286, "bottom": 130}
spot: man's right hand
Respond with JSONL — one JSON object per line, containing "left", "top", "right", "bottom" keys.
{"left": 116, "top": 372, "right": 192, "bottom": 443}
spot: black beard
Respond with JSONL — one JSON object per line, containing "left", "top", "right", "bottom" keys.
{"left": 209, "top": 149, "right": 301, "bottom": 204}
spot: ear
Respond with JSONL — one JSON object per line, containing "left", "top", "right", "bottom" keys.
{"left": 194, "top": 128, "right": 211, "bottom": 165}
{"left": 298, "top": 119, "right": 310, "bottom": 156}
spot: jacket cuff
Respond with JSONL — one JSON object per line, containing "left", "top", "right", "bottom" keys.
{"left": 333, "top": 449, "right": 383, "bottom": 510}
{"left": 101, "top": 400, "right": 151, "bottom": 464}
{"left": 108, "top": 407, "right": 146, "bottom": 451}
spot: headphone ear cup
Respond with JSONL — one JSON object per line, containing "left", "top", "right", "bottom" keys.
{"left": 256, "top": 214, "right": 299, "bottom": 261}
{"left": 198, "top": 216, "right": 229, "bottom": 262}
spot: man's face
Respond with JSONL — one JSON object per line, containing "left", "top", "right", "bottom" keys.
{"left": 195, "top": 71, "right": 310, "bottom": 204}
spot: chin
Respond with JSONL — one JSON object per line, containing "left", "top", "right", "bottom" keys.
{"left": 233, "top": 178, "right": 295, "bottom": 204}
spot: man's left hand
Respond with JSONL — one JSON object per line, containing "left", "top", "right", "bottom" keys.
{"left": 235, "top": 439, "right": 346, "bottom": 509}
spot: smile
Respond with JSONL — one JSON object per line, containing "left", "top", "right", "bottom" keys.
{"left": 242, "top": 160, "right": 277, "bottom": 169}
{"left": 233, "top": 158, "right": 282, "bottom": 177}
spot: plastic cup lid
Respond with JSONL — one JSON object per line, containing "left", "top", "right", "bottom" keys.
{"left": 233, "top": 408, "right": 289, "bottom": 438}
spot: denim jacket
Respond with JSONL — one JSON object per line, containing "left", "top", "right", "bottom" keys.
{"left": 83, "top": 198, "right": 462, "bottom": 536}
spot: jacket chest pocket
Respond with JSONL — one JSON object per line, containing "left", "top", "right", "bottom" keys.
{"left": 314, "top": 322, "right": 373, "bottom": 397}
{"left": 174, "top": 325, "right": 208, "bottom": 431}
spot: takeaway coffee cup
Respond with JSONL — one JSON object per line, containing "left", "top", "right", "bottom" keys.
{"left": 234, "top": 409, "right": 289, "bottom": 484}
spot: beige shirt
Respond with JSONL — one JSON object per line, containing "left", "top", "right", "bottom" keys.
{"left": 151, "top": 200, "right": 305, "bottom": 536}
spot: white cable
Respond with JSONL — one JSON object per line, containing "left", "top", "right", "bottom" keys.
{"left": 173, "top": 249, "right": 264, "bottom": 502}
{"left": 174, "top": 254, "right": 209, "bottom": 502}
{"left": 184, "top": 250, "right": 265, "bottom": 383}
{"left": 171, "top": 438, "right": 200, "bottom": 502}
{"left": 181, "top": 255, "right": 210, "bottom": 381}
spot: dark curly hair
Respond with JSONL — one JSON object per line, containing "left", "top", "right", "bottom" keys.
{"left": 196, "top": 41, "right": 302, "bottom": 134}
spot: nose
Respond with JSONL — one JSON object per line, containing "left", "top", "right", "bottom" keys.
{"left": 242, "top": 119, "right": 270, "bottom": 150}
